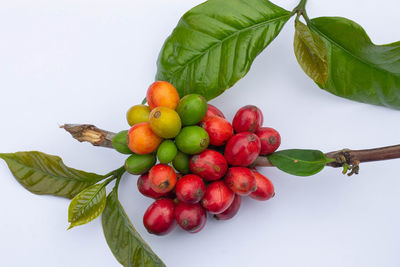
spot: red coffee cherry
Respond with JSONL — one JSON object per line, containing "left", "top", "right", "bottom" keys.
{"left": 201, "top": 104, "right": 225, "bottom": 122}
{"left": 224, "top": 132, "right": 261, "bottom": 166}
{"left": 256, "top": 127, "right": 281, "bottom": 155}
{"left": 143, "top": 198, "right": 176, "bottom": 235}
{"left": 249, "top": 171, "right": 275, "bottom": 201}
{"left": 137, "top": 173, "right": 167, "bottom": 199}
{"left": 175, "top": 174, "right": 205, "bottom": 204}
{"left": 214, "top": 194, "right": 242, "bottom": 220}
{"left": 224, "top": 167, "right": 256, "bottom": 196}
{"left": 232, "top": 105, "right": 263, "bottom": 133}
{"left": 190, "top": 149, "right": 228, "bottom": 181}
{"left": 201, "top": 181, "right": 234, "bottom": 214}
{"left": 174, "top": 202, "right": 207, "bottom": 233}
{"left": 201, "top": 116, "right": 233, "bottom": 146}
{"left": 149, "top": 164, "right": 177, "bottom": 194}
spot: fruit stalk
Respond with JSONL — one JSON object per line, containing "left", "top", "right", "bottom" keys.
{"left": 61, "top": 124, "right": 400, "bottom": 170}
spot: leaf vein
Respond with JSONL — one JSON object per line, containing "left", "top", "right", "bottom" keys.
{"left": 170, "top": 14, "right": 292, "bottom": 76}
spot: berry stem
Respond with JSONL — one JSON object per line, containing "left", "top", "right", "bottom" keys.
{"left": 61, "top": 123, "right": 400, "bottom": 174}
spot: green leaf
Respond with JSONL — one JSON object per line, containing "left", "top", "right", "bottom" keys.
{"left": 293, "top": 20, "right": 328, "bottom": 86}
{"left": 0, "top": 151, "right": 105, "bottom": 199}
{"left": 307, "top": 17, "right": 400, "bottom": 109}
{"left": 102, "top": 187, "right": 165, "bottom": 267}
{"left": 156, "top": 0, "right": 292, "bottom": 100}
{"left": 68, "top": 182, "right": 107, "bottom": 229}
{"left": 267, "top": 149, "right": 333, "bottom": 176}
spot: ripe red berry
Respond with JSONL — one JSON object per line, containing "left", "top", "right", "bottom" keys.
{"left": 224, "top": 167, "right": 256, "bottom": 196}
{"left": 149, "top": 164, "right": 177, "bottom": 194}
{"left": 174, "top": 202, "right": 206, "bottom": 233}
{"left": 143, "top": 198, "right": 176, "bottom": 235}
{"left": 137, "top": 173, "right": 167, "bottom": 199}
{"left": 201, "top": 181, "right": 234, "bottom": 214}
{"left": 201, "top": 116, "right": 233, "bottom": 146}
{"left": 224, "top": 132, "right": 261, "bottom": 166}
{"left": 214, "top": 194, "right": 242, "bottom": 220}
{"left": 256, "top": 127, "right": 281, "bottom": 155}
{"left": 175, "top": 174, "right": 205, "bottom": 204}
{"left": 232, "top": 105, "right": 263, "bottom": 133}
{"left": 249, "top": 171, "right": 275, "bottom": 201}
{"left": 190, "top": 149, "right": 228, "bottom": 181}
{"left": 202, "top": 104, "right": 225, "bottom": 122}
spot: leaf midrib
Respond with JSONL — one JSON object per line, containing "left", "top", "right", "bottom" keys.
{"left": 0, "top": 154, "right": 100, "bottom": 183}
{"left": 296, "top": 25, "right": 326, "bottom": 63}
{"left": 169, "top": 13, "right": 292, "bottom": 76}
{"left": 109, "top": 191, "right": 164, "bottom": 266}
{"left": 70, "top": 184, "right": 105, "bottom": 222}
{"left": 309, "top": 22, "right": 397, "bottom": 77}
{"left": 271, "top": 154, "right": 327, "bottom": 165}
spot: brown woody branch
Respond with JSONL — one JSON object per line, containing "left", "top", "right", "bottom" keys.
{"left": 61, "top": 124, "right": 400, "bottom": 175}
{"left": 61, "top": 124, "right": 115, "bottom": 148}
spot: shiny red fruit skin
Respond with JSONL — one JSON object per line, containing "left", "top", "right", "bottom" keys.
{"left": 224, "top": 167, "right": 257, "bottom": 196}
{"left": 200, "top": 116, "right": 233, "bottom": 146}
{"left": 249, "top": 171, "right": 275, "bottom": 201}
{"left": 256, "top": 127, "right": 281, "bottom": 155}
{"left": 175, "top": 174, "right": 205, "bottom": 204}
{"left": 224, "top": 132, "right": 261, "bottom": 166}
{"left": 232, "top": 105, "right": 263, "bottom": 133}
{"left": 143, "top": 199, "right": 176, "bottom": 235}
{"left": 201, "top": 181, "right": 234, "bottom": 214}
{"left": 201, "top": 104, "right": 225, "bottom": 122}
{"left": 137, "top": 173, "right": 167, "bottom": 199}
{"left": 214, "top": 194, "right": 242, "bottom": 220}
{"left": 149, "top": 164, "right": 177, "bottom": 194}
{"left": 190, "top": 150, "right": 228, "bottom": 181}
{"left": 174, "top": 202, "right": 206, "bottom": 233}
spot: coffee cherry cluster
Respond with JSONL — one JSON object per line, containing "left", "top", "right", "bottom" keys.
{"left": 112, "top": 81, "right": 281, "bottom": 235}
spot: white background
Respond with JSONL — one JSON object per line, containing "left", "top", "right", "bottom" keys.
{"left": 1, "top": 0, "right": 400, "bottom": 266}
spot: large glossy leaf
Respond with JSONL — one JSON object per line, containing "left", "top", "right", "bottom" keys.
{"left": 294, "top": 20, "right": 328, "bottom": 86}
{"left": 156, "top": 0, "right": 292, "bottom": 100}
{"left": 267, "top": 149, "right": 334, "bottom": 176}
{"left": 102, "top": 187, "right": 165, "bottom": 267}
{"left": 0, "top": 151, "right": 105, "bottom": 199}
{"left": 68, "top": 182, "right": 107, "bottom": 229}
{"left": 307, "top": 17, "right": 400, "bottom": 109}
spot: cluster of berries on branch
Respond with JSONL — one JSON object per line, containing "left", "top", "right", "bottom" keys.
{"left": 112, "top": 81, "right": 281, "bottom": 235}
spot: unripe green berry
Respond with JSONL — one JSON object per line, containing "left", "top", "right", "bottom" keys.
{"left": 112, "top": 130, "right": 133, "bottom": 154}
{"left": 157, "top": 140, "right": 178, "bottom": 164}
{"left": 175, "top": 126, "right": 209, "bottom": 155}
{"left": 124, "top": 153, "right": 156, "bottom": 175}
{"left": 172, "top": 151, "right": 190, "bottom": 174}
{"left": 176, "top": 94, "right": 207, "bottom": 126}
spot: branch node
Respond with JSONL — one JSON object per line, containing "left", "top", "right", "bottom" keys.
{"left": 347, "top": 160, "right": 360, "bottom": 176}
{"left": 328, "top": 149, "right": 360, "bottom": 176}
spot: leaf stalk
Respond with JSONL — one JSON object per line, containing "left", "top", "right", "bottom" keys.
{"left": 293, "top": 0, "right": 310, "bottom": 23}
